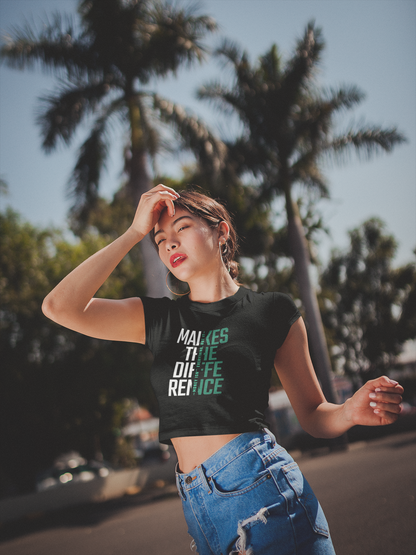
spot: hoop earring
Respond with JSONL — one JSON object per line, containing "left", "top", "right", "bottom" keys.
{"left": 219, "top": 240, "right": 231, "bottom": 272}
{"left": 219, "top": 237, "right": 228, "bottom": 253}
{"left": 166, "top": 271, "right": 190, "bottom": 296}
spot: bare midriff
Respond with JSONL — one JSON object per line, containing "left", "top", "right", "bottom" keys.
{"left": 171, "top": 433, "right": 241, "bottom": 474}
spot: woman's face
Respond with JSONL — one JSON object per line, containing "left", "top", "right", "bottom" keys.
{"left": 154, "top": 207, "right": 223, "bottom": 283}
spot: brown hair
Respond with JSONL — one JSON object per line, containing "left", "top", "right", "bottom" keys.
{"left": 150, "top": 189, "right": 239, "bottom": 280}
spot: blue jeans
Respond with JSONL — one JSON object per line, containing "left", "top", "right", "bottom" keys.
{"left": 175, "top": 430, "right": 336, "bottom": 555}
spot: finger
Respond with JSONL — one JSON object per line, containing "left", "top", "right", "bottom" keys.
{"left": 370, "top": 400, "right": 402, "bottom": 414}
{"left": 364, "top": 377, "right": 404, "bottom": 395}
{"left": 146, "top": 190, "right": 177, "bottom": 217}
{"left": 375, "top": 376, "right": 401, "bottom": 388}
{"left": 371, "top": 406, "right": 402, "bottom": 424}
{"left": 154, "top": 183, "right": 180, "bottom": 198}
{"left": 371, "top": 385, "right": 404, "bottom": 396}
{"left": 369, "top": 391, "right": 403, "bottom": 405}
{"left": 155, "top": 192, "right": 176, "bottom": 217}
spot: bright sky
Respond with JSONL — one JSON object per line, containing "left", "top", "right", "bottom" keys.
{"left": 0, "top": 0, "right": 415, "bottom": 267}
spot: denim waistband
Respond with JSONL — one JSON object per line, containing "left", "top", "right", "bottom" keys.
{"left": 175, "top": 429, "right": 276, "bottom": 499}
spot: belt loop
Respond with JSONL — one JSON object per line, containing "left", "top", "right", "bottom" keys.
{"left": 175, "top": 465, "right": 186, "bottom": 501}
{"left": 197, "top": 465, "right": 212, "bottom": 494}
{"left": 264, "top": 427, "right": 276, "bottom": 446}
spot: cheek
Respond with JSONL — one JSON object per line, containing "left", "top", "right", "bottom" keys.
{"left": 196, "top": 227, "right": 217, "bottom": 249}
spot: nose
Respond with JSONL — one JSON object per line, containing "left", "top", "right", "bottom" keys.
{"left": 166, "top": 240, "right": 178, "bottom": 252}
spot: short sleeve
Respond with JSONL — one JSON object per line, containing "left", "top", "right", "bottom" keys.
{"left": 140, "top": 296, "right": 173, "bottom": 353}
{"left": 273, "top": 293, "right": 302, "bottom": 349}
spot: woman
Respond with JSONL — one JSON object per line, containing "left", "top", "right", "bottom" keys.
{"left": 42, "top": 184, "right": 403, "bottom": 555}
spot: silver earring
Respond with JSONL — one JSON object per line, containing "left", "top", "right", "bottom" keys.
{"left": 219, "top": 240, "right": 231, "bottom": 273}
{"left": 165, "top": 271, "right": 190, "bottom": 296}
{"left": 219, "top": 238, "right": 228, "bottom": 254}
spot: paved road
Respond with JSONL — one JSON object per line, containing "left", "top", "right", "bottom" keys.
{"left": 299, "top": 431, "right": 416, "bottom": 555}
{"left": 0, "top": 430, "right": 415, "bottom": 555}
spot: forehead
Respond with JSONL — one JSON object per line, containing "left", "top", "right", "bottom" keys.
{"left": 154, "top": 207, "right": 193, "bottom": 234}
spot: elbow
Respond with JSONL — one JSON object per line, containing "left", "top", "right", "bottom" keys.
{"left": 299, "top": 421, "right": 324, "bottom": 439}
{"left": 42, "top": 292, "right": 89, "bottom": 329}
{"left": 42, "top": 293, "right": 61, "bottom": 323}
{"left": 300, "top": 421, "right": 333, "bottom": 439}
{"left": 42, "top": 294, "right": 53, "bottom": 320}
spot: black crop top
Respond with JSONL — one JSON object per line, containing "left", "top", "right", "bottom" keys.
{"left": 141, "top": 287, "right": 301, "bottom": 444}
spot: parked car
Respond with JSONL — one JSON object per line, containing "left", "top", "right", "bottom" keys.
{"left": 36, "top": 451, "right": 112, "bottom": 492}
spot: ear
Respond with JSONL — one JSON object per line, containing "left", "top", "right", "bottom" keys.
{"left": 218, "top": 221, "right": 230, "bottom": 243}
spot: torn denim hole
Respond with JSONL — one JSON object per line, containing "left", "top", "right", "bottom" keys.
{"left": 230, "top": 507, "right": 269, "bottom": 555}
{"left": 190, "top": 538, "right": 198, "bottom": 552}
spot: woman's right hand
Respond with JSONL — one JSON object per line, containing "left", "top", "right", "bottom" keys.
{"left": 130, "top": 184, "right": 180, "bottom": 239}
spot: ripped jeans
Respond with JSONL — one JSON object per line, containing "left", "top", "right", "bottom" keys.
{"left": 175, "top": 430, "right": 336, "bottom": 555}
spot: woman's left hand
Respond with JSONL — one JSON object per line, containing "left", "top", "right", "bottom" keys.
{"left": 346, "top": 376, "right": 404, "bottom": 427}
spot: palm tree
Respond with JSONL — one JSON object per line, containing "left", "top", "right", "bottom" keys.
{"left": 198, "top": 22, "right": 407, "bottom": 403}
{"left": 1, "top": 0, "right": 223, "bottom": 297}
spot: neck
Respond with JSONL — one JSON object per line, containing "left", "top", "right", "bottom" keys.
{"left": 187, "top": 271, "right": 239, "bottom": 303}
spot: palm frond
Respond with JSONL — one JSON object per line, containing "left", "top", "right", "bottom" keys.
{"left": 214, "top": 38, "right": 259, "bottom": 95}
{"left": 290, "top": 85, "right": 366, "bottom": 152}
{"left": 321, "top": 85, "right": 366, "bottom": 112}
{"left": 136, "top": 1, "right": 217, "bottom": 78}
{"left": 78, "top": 0, "right": 142, "bottom": 80}
{"left": 67, "top": 99, "right": 122, "bottom": 221}
{"left": 291, "top": 155, "right": 329, "bottom": 198}
{"left": 281, "top": 21, "right": 325, "bottom": 106}
{"left": 326, "top": 125, "right": 407, "bottom": 164}
{"left": 258, "top": 44, "right": 282, "bottom": 82}
{"left": 197, "top": 81, "right": 245, "bottom": 117}
{"left": 200, "top": 40, "right": 271, "bottom": 128}
{"left": 0, "top": 13, "right": 98, "bottom": 79}
{"left": 214, "top": 38, "right": 247, "bottom": 68}
{"left": 152, "top": 93, "right": 227, "bottom": 181}
{"left": 226, "top": 139, "right": 269, "bottom": 178}
{"left": 36, "top": 79, "right": 117, "bottom": 151}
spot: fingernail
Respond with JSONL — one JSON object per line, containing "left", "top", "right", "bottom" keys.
{"left": 375, "top": 388, "right": 381, "bottom": 392}
{"left": 389, "top": 379, "right": 398, "bottom": 385}
{"left": 369, "top": 393, "right": 376, "bottom": 399}
{"left": 374, "top": 409, "right": 381, "bottom": 414}
{"left": 370, "top": 402, "right": 377, "bottom": 408}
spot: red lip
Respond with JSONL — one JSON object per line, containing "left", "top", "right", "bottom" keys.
{"left": 170, "top": 253, "right": 187, "bottom": 268}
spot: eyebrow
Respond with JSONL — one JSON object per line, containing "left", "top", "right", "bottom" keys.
{"left": 153, "top": 215, "right": 192, "bottom": 239}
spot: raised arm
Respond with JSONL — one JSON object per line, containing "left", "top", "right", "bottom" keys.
{"left": 42, "top": 184, "right": 179, "bottom": 344}
{"left": 274, "top": 318, "right": 403, "bottom": 439}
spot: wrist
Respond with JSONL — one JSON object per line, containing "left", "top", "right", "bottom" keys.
{"left": 340, "top": 397, "right": 356, "bottom": 427}
{"left": 125, "top": 226, "right": 145, "bottom": 244}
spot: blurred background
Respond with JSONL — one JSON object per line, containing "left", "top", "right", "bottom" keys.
{"left": 0, "top": 0, "right": 415, "bottom": 515}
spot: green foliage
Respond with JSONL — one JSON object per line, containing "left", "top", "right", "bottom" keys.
{"left": 321, "top": 218, "right": 416, "bottom": 384}
{"left": 0, "top": 209, "right": 153, "bottom": 495}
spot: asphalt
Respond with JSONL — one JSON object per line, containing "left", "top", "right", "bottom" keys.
{"left": 0, "top": 429, "right": 415, "bottom": 555}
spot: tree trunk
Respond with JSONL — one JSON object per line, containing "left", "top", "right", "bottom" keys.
{"left": 127, "top": 97, "right": 169, "bottom": 299}
{"left": 284, "top": 187, "right": 338, "bottom": 404}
